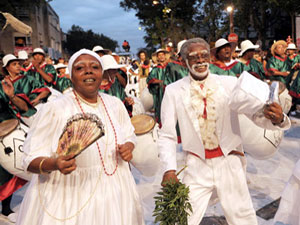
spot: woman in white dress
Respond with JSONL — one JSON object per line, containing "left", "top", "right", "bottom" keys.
{"left": 16, "top": 49, "right": 144, "bottom": 225}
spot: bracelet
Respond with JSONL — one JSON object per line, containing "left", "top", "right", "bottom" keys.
{"left": 39, "top": 158, "right": 48, "bottom": 175}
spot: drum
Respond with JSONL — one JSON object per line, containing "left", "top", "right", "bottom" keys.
{"left": 140, "top": 88, "right": 154, "bottom": 112}
{"left": 131, "top": 97, "right": 146, "bottom": 116}
{"left": 0, "top": 119, "right": 31, "bottom": 180}
{"left": 130, "top": 115, "right": 160, "bottom": 176}
{"left": 278, "top": 83, "right": 292, "bottom": 114}
{"left": 239, "top": 114, "right": 282, "bottom": 159}
{"left": 239, "top": 80, "right": 291, "bottom": 160}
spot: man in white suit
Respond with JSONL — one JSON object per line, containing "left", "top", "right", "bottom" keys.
{"left": 158, "top": 38, "right": 290, "bottom": 225}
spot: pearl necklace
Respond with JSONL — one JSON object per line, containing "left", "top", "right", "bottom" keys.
{"left": 73, "top": 90, "right": 118, "bottom": 176}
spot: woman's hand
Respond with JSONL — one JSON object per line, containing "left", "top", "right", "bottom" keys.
{"left": 118, "top": 142, "right": 134, "bottom": 162}
{"left": 56, "top": 154, "right": 77, "bottom": 175}
{"left": 2, "top": 77, "right": 15, "bottom": 98}
{"left": 263, "top": 102, "right": 284, "bottom": 125}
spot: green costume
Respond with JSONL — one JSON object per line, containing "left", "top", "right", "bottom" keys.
{"left": 0, "top": 75, "right": 43, "bottom": 186}
{"left": 54, "top": 75, "right": 72, "bottom": 93}
{"left": 147, "top": 64, "right": 167, "bottom": 124}
{"left": 23, "top": 63, "right": 57, "bottom": 89}
{"left": 289, "top": 54, "right": 300, "bottom": 99}
{"left": 99, "top": 69, "right": 127, "bottom": 102}
{"left": 288, "top": 54, "right": 300, "bottom": 68}
{"left": 266, "top": 56, "right": 292, "bottom": 86}
{"left": 164, "top": 61, "right": 188, "bottom": 84}
{"left": 209, "top": 60, "right": 250, "bottom": 77}
{"left": 242, "top": 59, "right": 265, "bottom": 80}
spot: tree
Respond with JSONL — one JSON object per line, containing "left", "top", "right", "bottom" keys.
{"left": 64, "top": 25, "right": 118, "bottom": 55}
{"left": 268, "top": 0, "right": 300, "bottom": 41}
{"left": 193, "top": 0, "right": 228, "bottom": 44}
{"left": 120, "top": 0, "right": 198, "bottom": 49}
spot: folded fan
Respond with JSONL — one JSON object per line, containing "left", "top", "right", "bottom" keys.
{"left": 56, "top": 113, "right": 105, "bottom": 157}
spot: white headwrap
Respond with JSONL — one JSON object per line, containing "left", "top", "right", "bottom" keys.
{"left": 68, "top": 49, "right": 104, "bottom": 77}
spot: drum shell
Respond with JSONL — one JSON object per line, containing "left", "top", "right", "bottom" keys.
{"left": 239, "top": 114, "right": 282, "bottom": 160}
{"left": 0, "top": 123, "right": 31, "bottom": 180}
{"left": 131, "top": 124, "right": 160, "bottom": 176}
{"left": 140, "top": 88, "right": 154, "bottom": 112}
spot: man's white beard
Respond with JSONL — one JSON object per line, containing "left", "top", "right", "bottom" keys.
{"left": 186, "top": 60, "right": 209, "bottom": 79}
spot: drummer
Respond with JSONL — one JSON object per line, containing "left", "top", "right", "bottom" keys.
{"left": 99, "top": 55, "right": 134, "bottom": 115}
{"left": 53, "top": 63, "right": 72, "bottom": 93}
{"left": 0, "top": 54, "right": 49, "bottom": 221}
{"left": 23, "top": 48, "right": 58, "bottom": 90}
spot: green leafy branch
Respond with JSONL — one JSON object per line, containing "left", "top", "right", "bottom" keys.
{"left": 153, "top": 166, "right": 192, "bottom": 225}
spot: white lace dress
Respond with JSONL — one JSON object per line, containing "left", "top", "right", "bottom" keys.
{"left": 16, "top": 91, "right": 144, "bottom": 225}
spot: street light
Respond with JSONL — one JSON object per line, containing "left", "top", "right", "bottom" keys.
{"left": 153, "top": 0, "right": 159, "bottom": 5}
{"left": 226, "top": 5, "right": 234, "bottom": 34}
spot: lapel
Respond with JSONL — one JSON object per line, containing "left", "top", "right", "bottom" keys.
{"left": 180, "top": 76, "right": 202, "bottom": 141}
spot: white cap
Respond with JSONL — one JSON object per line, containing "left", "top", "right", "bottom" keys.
{"left": 287, "top": 43, "right": 297, "bottom": 50}
{"left": 177, "top": 40, "right": 186, "bottom": 55}
{"left": 55, "top": 63, "right": 67, "bottom": 70}
{"left": 239, "top": 40, "right": 259, "bottom": 56}
{"left": 92, "top": 46, "right": 104, "bottom": 52}
{"left": 101, "top": 55, "right": 125, "bottom": 71}
{"left": 18, "top": 50, "right": 28, "bottom": 60}
{"left": 2, "top": 54, "right": 21, "bottom": 67}
{"left": 32, "top": 48, "right": 45, "bottom": 55}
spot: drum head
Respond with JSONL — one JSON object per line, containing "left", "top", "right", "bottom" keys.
{"left": 0, "top": 119, "right": 19, "bottom": 138}
{"left": 131, "top": 114, "right": 155, "bottom": 135}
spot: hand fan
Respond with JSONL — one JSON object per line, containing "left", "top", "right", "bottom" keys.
{"left": 56, "top": 113, "right": 105, "bottom": 157}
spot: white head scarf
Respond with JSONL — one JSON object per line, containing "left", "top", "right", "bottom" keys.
{"left": 68, "top": 49, "right": 104, "bottom": 77}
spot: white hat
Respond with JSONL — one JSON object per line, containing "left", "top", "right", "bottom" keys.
{"left": 155, "top": 48, "right": 169, "bottom": 55}
{"left": 2, "top": 54, "right": 21, "bottom": 67}
{"left": 55, "top": 63, "right": 67, "bottom": 70}
{"left": 100, "top": 55, "right": 125, "bottom": 71}
{"left": 92, "top": 46, "right": 104, "bottom": 52}
{"left": 211, "top": 38, "right": 237, "bottom": 56}
{"left": 177, "top": 40, "right": 187, "bottom": 55}
{"left": 239, "top": 40, "right": 259, "bottom": 56}
{"left": 68, "top": 49, "right": 104, "bottom": 77}
{"left": 18, "top": 50, "right": 28, "bottom": 60}
{"left": 287, "top": 43, "right": 297, "bottom": 50}
{"left": 235, "top": 46, "right": 241, "bottom": 52}
{"left": 32, "top": 48, "right": 45, "bottom": 55}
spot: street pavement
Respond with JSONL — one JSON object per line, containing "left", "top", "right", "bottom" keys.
{"left": 1, "top": 118, "right": 300, "bottom": 224}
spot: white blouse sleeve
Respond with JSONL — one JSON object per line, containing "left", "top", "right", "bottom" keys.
{"left": 22, "top": 101, "right": 61, "bottom": 171}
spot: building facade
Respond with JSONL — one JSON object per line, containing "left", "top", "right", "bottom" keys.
{"left": 0, "top": 0, "right": 62, "bottom": 59}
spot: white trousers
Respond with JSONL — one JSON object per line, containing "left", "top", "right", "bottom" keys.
{"left": 183, "top": 153, "right": 257, "bottom": 225}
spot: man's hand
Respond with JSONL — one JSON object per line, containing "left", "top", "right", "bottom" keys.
{"left": 263, "top": 102, "right": 284, "bottom": 125}
{"left": 2, "top": 77, "right": 15, "bottom": 98}
{"left": 55, "top": 154, "right": 77, "bottom": 175}
{"left": 118, "top": 142, "right": 134, "bottom": 162}
{"left": 31, "top": 97, "right": 40, "bottom": 106}
{"left": 161, "top": 170, "right": 179, "bottom": 186}
{"left": 32, "top": 59, "right": 40, "bottom": 70}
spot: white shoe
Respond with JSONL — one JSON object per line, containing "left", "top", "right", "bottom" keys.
{"left": 7, "top": 213, "right": 17, "bottom": 223}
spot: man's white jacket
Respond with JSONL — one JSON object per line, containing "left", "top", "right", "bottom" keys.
{"left": 158, "top": 74, "right": 290, "bottom": 173}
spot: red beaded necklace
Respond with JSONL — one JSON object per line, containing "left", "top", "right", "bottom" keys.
{"left": 73, "top": 90, "right": 118, "bottom": 176}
